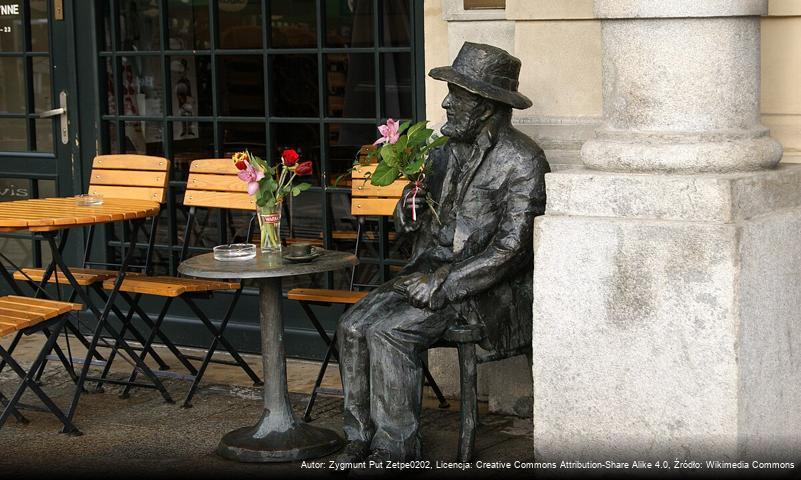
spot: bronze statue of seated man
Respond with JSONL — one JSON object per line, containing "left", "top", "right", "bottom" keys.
{"left": 336, "top": 42, "right": 550, "bottom": 465}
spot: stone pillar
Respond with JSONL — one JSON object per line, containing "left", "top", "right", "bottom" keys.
{"left": 582, "top": 0, "right": 782, "bottom": 173}
{"left": 532, "top": 0, "right": 801, "bottom": 461}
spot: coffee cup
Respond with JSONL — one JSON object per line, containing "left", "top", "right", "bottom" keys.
{"left": 287, "top": 243, "right": 313, "bottom": 257}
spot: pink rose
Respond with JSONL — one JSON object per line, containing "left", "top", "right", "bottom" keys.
{"left": 374, "top": 118, "right": 400, "bottom": 145}
{"left": 237, "top": 162, "right": 265, "bottom": 195}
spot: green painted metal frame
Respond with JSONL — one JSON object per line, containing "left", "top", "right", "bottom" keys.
{"left": 75, "top": 0, "right": 427, "bottom": 359}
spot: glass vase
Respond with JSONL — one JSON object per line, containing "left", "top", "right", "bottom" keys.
{"left": 257, "top": 203, "right": 282, "bottom": 253}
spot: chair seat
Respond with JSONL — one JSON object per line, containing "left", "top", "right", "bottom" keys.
{"left": 286, "top": 288, "right": 368, "bottom": 305}
{"left": 437, "top": 324, "right": 485, "bottom": 345}
{"left": 13, "top": 267, "right": 133, "bottom": 286}
{"left": 0, "top": 296, "right": 83, "bottom": 337}
{"left": 103, "top": 276, "right": 240, "bottom": 297}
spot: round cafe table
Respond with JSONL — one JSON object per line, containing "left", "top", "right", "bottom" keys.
{"left": 178, "top": 249, "right": 357, "bottom": 462}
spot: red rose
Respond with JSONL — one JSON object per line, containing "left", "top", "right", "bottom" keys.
{"left": 282, "top": 149, "right": 299, "bottom": 166}
{"left": 295, "top": 161, "right": 313, "bottom": 176}
{"left": 235, "top": 160, "right": 247, "bottom": 170}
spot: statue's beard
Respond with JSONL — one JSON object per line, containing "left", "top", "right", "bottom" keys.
{"left": 441, "top": 114, "right": 487, "bottom": 143}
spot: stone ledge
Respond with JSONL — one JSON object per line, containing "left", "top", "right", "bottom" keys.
{"left": 595, "top": 0, "right": 768, "bottom": 19}
{"left": 544, "top": 165, "right": 801, "bottom": 223}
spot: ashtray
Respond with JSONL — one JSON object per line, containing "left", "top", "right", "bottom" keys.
{"left": 283, "top": 246, "right": 322, "bottom": 263}
{"left": 213, "top": 243, "right": 257, "bottom": 261}
{"left": 75, "top": 194, "right": 104, "bottom": 206}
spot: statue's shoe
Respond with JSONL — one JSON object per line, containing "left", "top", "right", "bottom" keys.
{"left": 333, "top": 440, "right": 371, "bottom": 472}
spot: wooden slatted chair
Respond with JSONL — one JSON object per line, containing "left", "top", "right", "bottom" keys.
{"left": 12, "top": 154, "right": 182, "bottom": 381}
{"left": 0, "top": 295, "right": 83, "bottom": 434}
{"left": 287, "top": 163, "right": 451, "bottom": 417}
{"left": 103, "top": 158, "right": 262, "bottom": 407}
{"left": 15, "top": 154, "right": 169, "bottom": 285}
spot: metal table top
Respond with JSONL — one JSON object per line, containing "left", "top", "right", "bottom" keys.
{"left": 177, "top": 249, "right": 358, "bottom": 280}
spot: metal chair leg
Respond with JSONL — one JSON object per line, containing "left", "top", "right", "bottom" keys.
{"left": 303, "top": 332, "right": 337, "bottom": 422}
{"left": 182, "top": 297, "right": 261, "bottom": 384}
{"left": 456, "top": 343, "right": 478, "bottom": 462}
{"left": 0, "top": 390, "right": 29, "bottom": 424}
{"left": 182, "top": 291, "right": 262, "bottom": 408}
{"left": 423, "top": 361, "right": 450, "bottom": 409}
{"left": 119, "top": 297, "right": 178, "bottom": 399}
{"left": 0, "top": 331, "right": 23, "bottom": 375}
{"left": 97, "top": 289, "right": 172, "bottom": 373}
{"left": 115, "top": 291, "right": 196, "bottom": 373}
{"left": 0, "top": 319, "right": 81, "bottom": 434}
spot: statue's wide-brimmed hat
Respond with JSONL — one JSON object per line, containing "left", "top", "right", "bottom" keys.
{"left": 429, "top": 42, "right": 532, "bottom": 110}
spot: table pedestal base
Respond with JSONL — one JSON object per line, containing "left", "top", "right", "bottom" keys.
{"left": 217, "top": 420, "right": 343, "bottom": 462}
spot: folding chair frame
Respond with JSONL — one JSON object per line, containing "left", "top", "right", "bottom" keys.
{"left": 16, "top": 215, "right": 172, "bottom": 384}
{"left": 40, "top": 221, "right": 176, "bottom": 430}
{"left": 119, "top": 206, "right": 263, "bottom": 408}
{"left": 0, "top": 315, "right": 81, "bottom": 435}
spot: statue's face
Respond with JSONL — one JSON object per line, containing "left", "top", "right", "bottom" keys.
{"left": 441, "top": 84, "right": 493, "bottom": 143}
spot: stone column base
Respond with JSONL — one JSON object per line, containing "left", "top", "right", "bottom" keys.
{"left": 531, "top": 165, "right": 801, "bottom": 460}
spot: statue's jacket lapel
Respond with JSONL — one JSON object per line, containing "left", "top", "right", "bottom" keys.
{"left": 443, "top": 120, "right": 549, "bottom": 360}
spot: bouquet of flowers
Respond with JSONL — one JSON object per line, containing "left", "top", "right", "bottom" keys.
{"left": 233, "top": 149, "right": 312, "bottom": 252}
{"left": 365, "top": 119, "right": 448, "bottom": 222}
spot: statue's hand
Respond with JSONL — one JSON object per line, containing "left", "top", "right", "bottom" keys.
{"left": 401, "top": 184, "right": 427, "bottom": 221}
{"left": 405, "top": 267, "right": 448, "bottom": 310}
{"left": 392, "top": 272, "right": 425, "bottom": 296}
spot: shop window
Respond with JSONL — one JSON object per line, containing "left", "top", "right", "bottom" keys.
{"left": 98, "top": 0, "right": 423, "bottom": 285}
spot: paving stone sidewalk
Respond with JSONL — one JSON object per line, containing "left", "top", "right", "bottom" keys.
{"left": 0, "top": 335, "right": 535, "bottom": 478}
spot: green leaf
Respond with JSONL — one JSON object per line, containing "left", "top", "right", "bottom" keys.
{"left": 403, "top": 156, "right": 425, "bottom": 176}
{"left": 407, "top": 120, "right": 427, "bottom": 137}
{"left": 291, "top": 186, "right": 301, "bottom": 196}
{"left": 395, "top": 134, "right": 408, "bottom": 151}
{"left": 379, "top": 145, "right": 398, "bottom": 167}
{"left": 407, "top": 128, "right": 433, "bottom": 148}
{"left": 264, "top": 177, "right": 278, "bottom": 193}
{"left": 398, "top": 121, "right": 410, "bottom": 135}
{"left": 423, "top": 134, "right": 449, "bottom": 151}
{"left": 370, "top": 161, "right": 401, "bottom": 186}
{"left": 296, "top": 182, "right": 311, "bottom": 192}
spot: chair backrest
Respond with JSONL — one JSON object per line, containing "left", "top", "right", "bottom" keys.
{"left": 88, "top": 154, "right": 170, "bottom": 204}
{"left": 351, "top": 163, "right": 407, "bottom": 217}
{"left": 184, "top": 159, "right": 256, "bottom": 211}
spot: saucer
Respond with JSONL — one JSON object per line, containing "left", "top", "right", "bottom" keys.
{"left": 283, "top": 247, "right": 322, "bottom": 263}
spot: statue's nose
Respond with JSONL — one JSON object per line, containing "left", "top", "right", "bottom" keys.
{"left": 441, "top": 93, "right": 453, "bottom": 109}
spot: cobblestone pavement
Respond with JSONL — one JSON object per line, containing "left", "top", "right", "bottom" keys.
{"left": 0, "top": 334, "right": 535, "bottom": 478}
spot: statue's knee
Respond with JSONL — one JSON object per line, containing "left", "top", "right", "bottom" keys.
{"left": 365, "top": 322, "right": 398, "bottom": 349}
{"left": 338, "top": 313, "right": 366, "bottom": 340}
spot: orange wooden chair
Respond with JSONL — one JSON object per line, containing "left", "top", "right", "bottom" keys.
{"left": 0, "top": 295, "right": 83, "bottom": 433}
{"left": 12, "top": 154, "right": 179, "bottom": 381}
{"left": 104, "top": 159, "right": 262, "bottom": 407}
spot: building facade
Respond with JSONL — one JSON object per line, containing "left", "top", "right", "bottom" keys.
{"left": 0, "top": 0, "right": 799, "bottom": 418}
{"left": 423, "top": 0, "right": 801, "bottom": 415}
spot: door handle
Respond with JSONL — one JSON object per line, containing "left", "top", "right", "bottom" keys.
{"left": 38, "top": 91, "right": 69, "bottom": 144}
{"left": 37, "top": 107, "right": 65, "bottom": 119}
